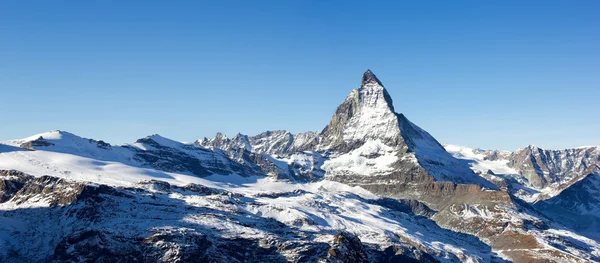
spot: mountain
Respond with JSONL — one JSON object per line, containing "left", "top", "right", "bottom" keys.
{"left": 1, "top": 70, "right": 599, "bottom": 262}
{"left": 534, "top": 165, "right": 600, "bottom": 238}
{"left": 0, "top": 170, "right": 500, "bottom": 262}
{"left": 445, "top": 144, "right": 600, "bottom": 202}
{"left": 318, "top": 70, "right": 495, "bottom": 188}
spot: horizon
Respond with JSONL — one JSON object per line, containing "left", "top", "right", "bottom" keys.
{"left": 2, "top": 1, "right": 599, "bottom": 150}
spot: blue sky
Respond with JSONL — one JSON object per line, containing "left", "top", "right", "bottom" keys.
{"left": 1, "top": 1, "right": 598, "bottom": 150}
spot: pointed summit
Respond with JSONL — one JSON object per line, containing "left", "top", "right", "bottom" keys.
{"left": 361, "top": 69, "right": 383, "bottom": 86}
{"left": 319, "top": 70, "right": 497, "bottom": 189}
{"left": 320, "top": 70, "right": 399, "bottom": 152}
{"left": 358, "top": 69, "right": 395, "bottom": 111}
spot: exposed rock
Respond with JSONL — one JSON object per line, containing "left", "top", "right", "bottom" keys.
{"left": 483, "top": 145, "right": 600, "bottom": 189}
{"left": 373, "top": 245, "right": 441, "bottom": 263}
{"left": 19, "top": 136, "right": 55, "bottom": 150}
{"left": 0, "top": 170, "right": 34, "bottom": 202}
{"left": 90, "top": 139, "right": 111, "bottom": 149}
{"left": 535, "top": 165, "right": 600, "bottom": 234}
{"left": 369, "top": 197, "right": 436, "bottom": 218}
{"left": 319, "top": 232, "right": 369, "bottom": 263}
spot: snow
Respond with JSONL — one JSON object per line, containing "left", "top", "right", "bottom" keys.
{"left": 0, "top": 130, "right": 599, "bottom": 262}
{"left": 0, "top": 148, "right": 193, "bottom": 187}
{"left": 341, "top": 83, "right": 401, "bottom": 144}
{"left": 0, "top": 149, "right": 495, "bottom": 262}
{"left": 444, "top": 145, "right": 519, "bottom": 175}
{"left": 322, "top": 139, "right": 398, "bottom": 176}
{"left": 0, "top": 133, "right": 371, "bottom": 198}
{"left": 0, "top": 173, "right": 495, "bottom": 262}
{"left": 278, "top": 151, "right": 326, "bottom": 177}
{"left": 444, "top": 144, "right": 600, "bottom": 202}
{"left": 145, "top": 134, "right": 190, "bottom": 149}
{"left": 20, "top": 130, "right": 65, "bottom": 142}
{"left": 3, "top": 130, "right": 138, "bottom": 163}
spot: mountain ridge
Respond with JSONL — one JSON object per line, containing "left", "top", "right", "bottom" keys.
{"left": 1, "top": 70, "right": 599, "bottom": 262}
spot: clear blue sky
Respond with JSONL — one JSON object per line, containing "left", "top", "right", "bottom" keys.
{"left": 1, "top": 1, "right": 598, "bottom": 150}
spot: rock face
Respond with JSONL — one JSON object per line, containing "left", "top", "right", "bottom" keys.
{"left": 195, "top": 131, "right": 323, "bottom": 181}
{"left": 535, "top": 165, "right": 600, "bottom": 235}
{"left": 0, "top": 170, "right": 34, "bottom": 202}
{"left": 198, "top": 130, "right": 320, "bottom": 156}
{"left": 19, "top": 136, "right": 55, "bottom": 150}
{"left": 447, "top": 144, "right": 600, "bottom": 203}
{"left": 319, "top": 232, "right": 370, "bottom": 263}
{"left": 484, "top": 145, "right": 600, "bottom": 189}
{"left": 320, "top": 69, "right": 399, "bottom": 152}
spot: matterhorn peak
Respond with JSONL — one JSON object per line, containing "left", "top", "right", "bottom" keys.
{"left": 319, "top": 70, "right": 401, "bottom": 152}
{"left": 361, "top": 69, "right": 383, "bottom": 87}
{"left": 357, "top": 69, "right": 395, "bottom": 112}
{"left": 318, "top": 70, "right": 496, "bottom": 188}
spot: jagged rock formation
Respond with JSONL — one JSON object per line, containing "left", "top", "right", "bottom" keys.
{"left": 483, "top": 145, "right": 600, "bottom": 189}
{"left": 319, "top": 232, "right": 370, "bottom": 263}
{"left": 19, "top": 136, "right": 55, "bottom": 150}
{"left": 197, "top": 130, "right": 320, "bottom": 156}
{"left": 318, "top": 70, "right": 494, "bottom": 188}
{"left": 446, "top": 144, "right": 600, "bottom": 203}
{"left": 196, "top": 131, "right": 323, "bottom": 181}
{"left": 319, "top": 69, "right": 399, "bottom": 151}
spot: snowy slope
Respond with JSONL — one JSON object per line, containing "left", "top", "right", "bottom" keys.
{"left": 0, "top": 170, "right": 505, "bottom": 262}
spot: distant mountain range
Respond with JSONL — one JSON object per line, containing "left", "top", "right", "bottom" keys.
{"left": 0, "top": 70, "right": 598, "bottom": 262}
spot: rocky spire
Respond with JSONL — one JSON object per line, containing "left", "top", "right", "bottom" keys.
{"left": 319, "top": 69, "right": 399, "bottom": 151}
{"left": 318, "top": 69, "right": 497, "bottom": 189}
{"left": 361, "top": 69, "right": 383, "bottom": 87}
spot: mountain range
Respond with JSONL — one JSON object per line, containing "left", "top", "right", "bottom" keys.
{"left": 0, "top": 70, "right": 598, "bottom": 262}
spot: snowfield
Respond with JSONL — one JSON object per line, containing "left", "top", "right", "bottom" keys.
{"left": 0, "top": 147, "right": 497, "bottom": 262}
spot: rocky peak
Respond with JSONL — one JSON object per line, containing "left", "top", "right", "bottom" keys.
{"left": 523, "top": 144, "right": 540, "bottom": 153}
{"left": 320, "top": 70, "right": 496, "bottom": 188}
{"left": 505, "top": 145, "right": 600, "bottom": 189}
{"left": 215, "top": 132, "right": 227, "bottom": 141}
{"left": 197, "top": 132, "right": 232, "bottom": 149}
{"left": 358, "top": 69, "right": 395, "bottom": 112}
{"left": 318, "top": 232, "right": 369, "bottom": 263}
{"left": 320, "top": 70, "right": 400, "bottom": 151}
{"left": 361, "top": 69, "right": 383, "bottom": 87}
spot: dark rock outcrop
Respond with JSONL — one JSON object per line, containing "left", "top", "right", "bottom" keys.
{"left": 319, "top": 232, "right": 369, "bottom": 263}
{"left": 0, "top": 170, "right": 34, "bottom": 202}
{"left": 19, "top": 136, "right": 55, "bottom": 150}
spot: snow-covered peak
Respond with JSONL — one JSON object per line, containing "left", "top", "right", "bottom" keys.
{"left": 320, "top": 70, "right": 399, "bottom": 150}
{"left": 357, "top": 69, "right": 395, "bottom": 112}
{"left": 318, "top": 71, "right": 495, "bottom": 188}
{"left": 20, "top": 130, "right": 78, "bottom": 143}
{"left": 13, "top": 130, "right": 111, "bottom": 151}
